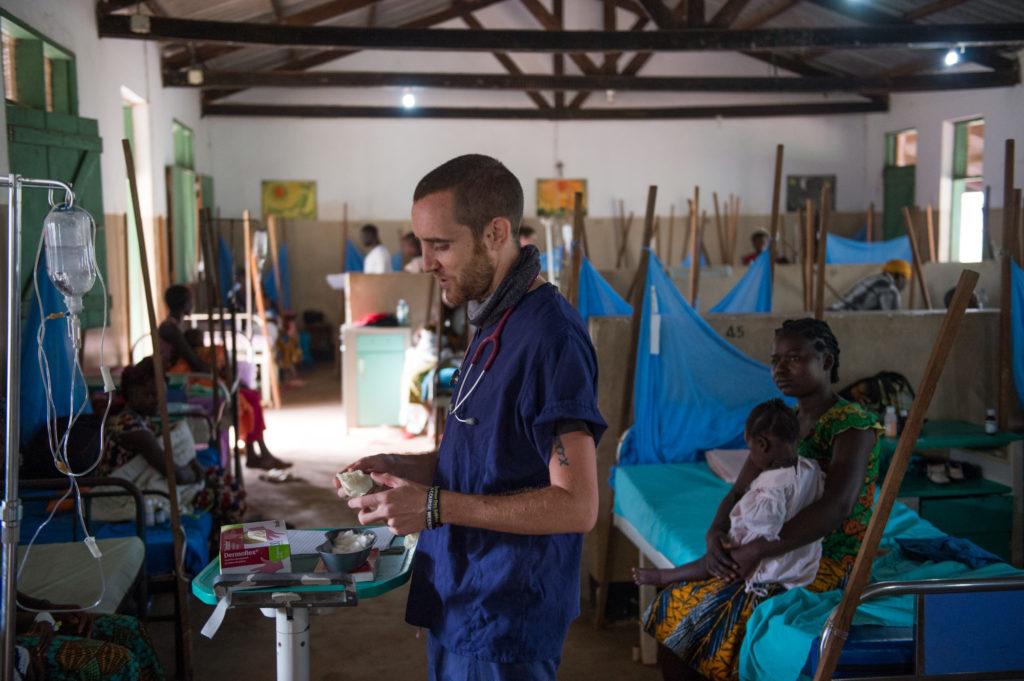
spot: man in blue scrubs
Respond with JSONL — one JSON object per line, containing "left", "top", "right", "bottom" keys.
{"left": 341, "top": 154, "right": 606, "bottom": 679}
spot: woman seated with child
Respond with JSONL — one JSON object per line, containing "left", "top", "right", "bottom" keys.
{"left": 102, "top": 357, "right": 245, "bottom": 530}
{"left": 636, "top": 318, "right": 883, "bottom": 681}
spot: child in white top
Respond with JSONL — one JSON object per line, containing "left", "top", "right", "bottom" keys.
{"left": 633, "top": 398, "right": 824, "bottom": 593}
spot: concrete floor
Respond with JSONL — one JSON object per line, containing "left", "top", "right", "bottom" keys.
{"left": 147, "top": 365, "right": 659, "bottom": 681}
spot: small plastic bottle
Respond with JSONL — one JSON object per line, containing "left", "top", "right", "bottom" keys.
{"left": 985, "top": 408, "right": 998, "bottom": 435}
{"left": 144, "top": 498, "right": 155, "bottom": 527}
{"left": 396, "top": 298, "right": 409, "bottom": 326}
{"left": 898, "top": 408, "right": 909, "bottom": 436}
{"left": 884, "top": 406, "right": 898, "bottom": 438}
{"left": 154, "top": 506, "right": 167, "bottom": 525}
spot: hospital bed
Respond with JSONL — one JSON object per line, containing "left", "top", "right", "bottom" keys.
{"left": 613, "top": 462, "right": 1024, "bottom": 679}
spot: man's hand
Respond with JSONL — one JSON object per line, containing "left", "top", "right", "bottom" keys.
{"left": 340, "top": 452, "right": 437, "bottom": 487}
{"left": 705, "top": 530, "right": 738, "bottom": 580}
{"left": 345, "top": 473, "right": 428, "bottom": 535}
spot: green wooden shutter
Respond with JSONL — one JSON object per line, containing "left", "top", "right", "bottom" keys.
{"left": 882, "top": 166, "right": 915, "bottom": 240}
{"left": 169, "top": 165, "right": 198, "bottom": 283}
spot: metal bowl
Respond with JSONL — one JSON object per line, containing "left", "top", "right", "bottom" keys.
{"left": 316, "top": 529, "right": 377, "bottom": 573}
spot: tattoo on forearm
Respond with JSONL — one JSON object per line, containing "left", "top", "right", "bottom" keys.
{"left": 555, "top": 436, "right": 569, "bottom": 467}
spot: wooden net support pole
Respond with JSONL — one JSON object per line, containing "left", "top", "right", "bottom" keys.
{"left": 652, "top": 217, "right": 661, "bottom": 263}
{"left": 688, "top": 186, "right": 700, "bottom": 303}
{"left": 267, "top": 214, "right": 284, "bottom": 312}
{"left": 804, "top": 199, "right": 814, "bottom": 312}
{"left": 814, "top": 185, "right": 830, "bottom": 321}
{"left": 569, "top": 192, "right": 586, "bottom": 307}
{"left": 245, "top": 211, "right": 283, "bottom": 409}
{"left": 199, "top": 210, "right": 221, "bottom": 427}
{"left": 598, "top": 185, "right": 657, "bottom": 629}
{"left": 699, "top": 212, "right": 712, "bottom": 266}
{"left": 122, "top": 140, "right": 194, "bottom": 681}
{"left": 1011, "top": 189, "right": 1019, "bottom": 270}
{"left": 692, "top": 209, "right": 705, "bottom": 308}
{"left": 902, "top": 207, "right": 933, "bottom": 310}
{"left": 769, "top": 144, "right": 784, "bottom": 281}
{"left": 615, "top": 207, "right": 635, "bottom": 270}
{"left": 812, "top": 269, "right": 981, "bottom": 681}
{"left": 713, "top": 192, "right": 725, "bottom": 264}
{"left": 866, "top": 202, "right": 875, "bottom": 243}
{"left": 926, "top": 204, "right": 937, "bottom": 262}
{"left": 999, "top": 139, "right": 1017, "bottom": 430}
{"left": 666, "top": 204, "right": 676, "bottom": 271}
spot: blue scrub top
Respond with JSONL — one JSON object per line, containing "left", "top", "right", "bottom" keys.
{"left": 405, "top": 283, "right": 607, "bottom": 663}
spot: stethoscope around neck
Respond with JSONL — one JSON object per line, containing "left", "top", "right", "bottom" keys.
{"left": 449, "top": 305, "right": 516, "bottom": 426}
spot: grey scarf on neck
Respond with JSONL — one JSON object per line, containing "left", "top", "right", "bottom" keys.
{"left": 467, "top": 245, "right": 542, "bottom": 329}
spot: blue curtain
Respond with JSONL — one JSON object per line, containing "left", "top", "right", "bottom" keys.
{"left": 618, "top": 251, "right": 788, "bottom": 466}
{"left": 217, "top": 235, "right": 234, "bottom": 302}
{"left": 826, "top": 234, "right": 912, "bottom": 264}
{"left": 20, "top": 253, "right": 91, "bottom": 444}
{"left": 262, "top": 244, "right": 292, "bottom": 311}
{"left": 391, "top": 252, "right": 403, "bottom": 272}
{"left": 709, "top": 249, "right": 773, "bottom": 314}
{"left": 1012, "top": 261, "right": 1024, "bottom": 408}
{"left": 577, "top": 257, "right": 632, "bottom": 325}
{"left": 346, "top": 240, "right": 364, "bottom": 272}
{"left": 681, "top": 252, "right": 708, "bottom": 268}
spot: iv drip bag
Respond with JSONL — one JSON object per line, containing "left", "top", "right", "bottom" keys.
{"left": 43, "top": 203, "right": 97, "bottom": 315}
{"left": 252, "top": 230, "right": 269, "bottom": 272}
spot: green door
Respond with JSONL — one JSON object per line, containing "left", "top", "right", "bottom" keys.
{"left": 6, "top": 104, "right": 107, "bottom": 327}
{"left": 882, "top": 165, "right": 915, "bottom": 240}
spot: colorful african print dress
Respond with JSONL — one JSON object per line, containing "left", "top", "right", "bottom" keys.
{"left": 642, "top": 399, "right": 881, "bottom": 681}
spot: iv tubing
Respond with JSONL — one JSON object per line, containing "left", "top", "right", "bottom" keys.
{"left": 1, "top": 176, "right": 83, "bottom": 681}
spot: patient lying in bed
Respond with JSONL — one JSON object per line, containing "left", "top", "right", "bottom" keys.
{"left": 633, "top": 399, "right": 824, "bottom": 592}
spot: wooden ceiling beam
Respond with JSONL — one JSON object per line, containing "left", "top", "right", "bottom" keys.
{"left": 637, "top": 0, "right": 677, "bottom": 28}
{"left": 168, "top": 68, "right": 1018, "bottom": 92}
{"left": 99, "top": 13, "right": 1024, "bottom": 52}
{"left": 733, "top": 0, "right": 798, "bottom": 29}
{"left": 200, "top": 0, "right": 508, "bottom": 102}
{"left": 709, "top": 0, "right": 753, "bottom": 28}
{"left": 518, "top": 0, "right": 602, "bottom": 75}
{"left": 202, "top": 100, "right": 889, "bottom": 119}
{"left": 461, "top": 12, "right": 551, "bottom": 110}
{"left": 803, "top": 0, "right": 1018, "bottom": 72}
{"left": 903, "top": 0, "right": 971, "bottom": 23}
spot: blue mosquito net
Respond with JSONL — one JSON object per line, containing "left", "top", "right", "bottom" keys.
{"left": 262, "top": 244, "right": 292, "bottom": 311}
{"left": 577, "top": 257, "right": 632, "bottom": 325}
{"left": 709, "top": 248, "right": 772, "bottom": 314}
{"left": 826, "top": 234, "right": 912, "bottom": 264}
{"left": 20, "top": 252, "right": 91, "bottom": 444}
{"left": 217, "top": 235, "right": 234, "bottom": 302}
{"left": 1012, "top": 261, "right": 1024, "bottom": 408}
{"left": 346, "top": 240, "right": 364, "bottom": 272}
{"left": 391, "top": 252, "right": 403, "bottom": 272}
{"left": 618, "top": 251, "right": 788, "bottom": 465}
{"left": 681, "top": 252, "right": 708, "bottom": 268}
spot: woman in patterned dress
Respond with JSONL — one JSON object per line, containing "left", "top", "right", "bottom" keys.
{"left": 642, "top": 318, "right": 883, "bottom": 680}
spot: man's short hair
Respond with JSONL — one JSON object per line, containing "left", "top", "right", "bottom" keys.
{"left": 360, "top": 224, "right": 379, "bottom": 240}
{"left": 413, "top": 154, "right": 524, "bottom": 239}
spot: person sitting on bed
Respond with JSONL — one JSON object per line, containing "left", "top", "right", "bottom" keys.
{"left": 103, "top": 356, "right": 246, "bottom": 530}
{"left": 634, "top": 400, "right": 825, "bottom": 675}
{"left": 158, "top": 284, "right": 209, "bottom": 372}
{"left": 636, "top": 318, "right": 882, "bottom": 681}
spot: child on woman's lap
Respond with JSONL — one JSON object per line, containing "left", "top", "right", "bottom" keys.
{"left": 633, "top": 399, "right": 824, "bottom": 593}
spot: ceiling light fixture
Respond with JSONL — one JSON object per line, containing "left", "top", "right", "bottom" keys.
{"left": 401, "top": 91, "right": 416, "bottom": 109}
{"left": 944, "top": 48, "right": 961, "bottom": 67}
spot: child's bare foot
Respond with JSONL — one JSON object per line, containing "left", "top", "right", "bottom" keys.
{"left": 632, "top": 567, "right": 666, "bottom": 586}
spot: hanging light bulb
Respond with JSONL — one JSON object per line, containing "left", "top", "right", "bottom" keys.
{"left": 401, "top": 91, "right": 416, "bottom": 109}
{"left": 944, "top": 48, "right": 960, "bottom": 67}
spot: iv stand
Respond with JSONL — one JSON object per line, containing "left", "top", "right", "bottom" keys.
{"left": 1, "top": 174, "right": 77, "bottom": 681}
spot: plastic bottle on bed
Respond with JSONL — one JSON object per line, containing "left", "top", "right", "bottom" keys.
{"left": 884, "top": 406, "right": 898, "bottom": 438}
{"left": 985, "top": 408, "right": 998, "bottom": 435}
{"left": 396, "top": 298, "right": 409, "bottom": 326}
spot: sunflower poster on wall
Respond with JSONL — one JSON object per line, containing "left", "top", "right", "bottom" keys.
{"left": 537, "top": 178, "right": 587, "bottom": 217}
{"left": 261, "top": 180, "right": 318, "bottom": 219}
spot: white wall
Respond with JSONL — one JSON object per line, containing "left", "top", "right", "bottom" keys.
{"left": 209, "top": 111, "right": 868, "bottom": 222}
{"left": 2, "top": 0, "right": 208, "bottom": 217}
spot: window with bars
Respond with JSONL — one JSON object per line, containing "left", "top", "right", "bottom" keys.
{"left": 0, "top": 14, "right": 75, "bottom": 114}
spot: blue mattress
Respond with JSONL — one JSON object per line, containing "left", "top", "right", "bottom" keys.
{"left": 613, "top": 462, "right": 1023, "bottom": 680}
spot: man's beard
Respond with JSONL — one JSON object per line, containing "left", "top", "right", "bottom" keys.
{"left": 442, "top": 239, "right": 495, "bottom": 307}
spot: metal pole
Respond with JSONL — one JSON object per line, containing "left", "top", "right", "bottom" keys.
{"left": 2, "top": 174, "right": 22, "bottom": 681}
{"left": 1, "top": 175, "right": 75, "bottom": 681}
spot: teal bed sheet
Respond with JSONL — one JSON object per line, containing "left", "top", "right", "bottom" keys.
{"left": 613, "top": 462, "right": 1024, "bottom": 681}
